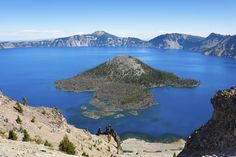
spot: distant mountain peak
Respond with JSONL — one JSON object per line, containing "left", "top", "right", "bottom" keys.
{"left": 208, "top": 32, "right": 224, "bottom": 38}
{"left": 92, "top": 31, "right": 107, "bottom": 36}
{"left": 209, "top": 32, "right": 218, "bottom": 36}
{"left": 106, "top": 56, "right": 146, "bottom": 76}
{"left": 203, "top": 33, "right": 228, "bottom": 44}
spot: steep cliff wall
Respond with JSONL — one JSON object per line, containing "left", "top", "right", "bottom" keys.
{"left": 178, "top": 87, "right": 236, "bottom": 157}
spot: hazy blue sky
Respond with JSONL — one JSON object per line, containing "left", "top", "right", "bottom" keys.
{"left": 0, "top": 0, "right": 235, "bottom": 41}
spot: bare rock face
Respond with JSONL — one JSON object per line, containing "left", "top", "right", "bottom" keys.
{"left": 149, "top": 33, "right": 204, "bottom": 50}
{"left": 178, "top": 86, "right": 236, "bottom": 157}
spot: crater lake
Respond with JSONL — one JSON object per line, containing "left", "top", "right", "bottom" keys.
{"left": 1, "top": 47, "right": 236, "bottom": 141}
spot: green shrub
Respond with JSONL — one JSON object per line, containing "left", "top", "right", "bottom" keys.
{"left": 15, "top": 102, "right": 23, "bottom": 113}
{"left": 31, "top": 117, "right": 35, "bottom": 123}
{"left": 19, "top": 126, "right": 24, "bottom": 132}
{"left": 16, "top": 116, "right": 22, "bottom": 124}
{"left": 22, "top": 96, "right": 28, "bottom": 106}
{"left": 44, "top": 140, "right": 53, "bottom": 147}
{"left": 82, "top": 152, "right": 89, "bottom": 157}
{"left": 0, "top": 130, "right": 6, "bottom": 138}
{"left": 34, "top": 137, "right": 44, "bottom": 144}
{"left": 8, "top": 130, "right": 17, "bottom": 140}
{"left": 22, "top": 129, "right": 31, "bottom": 142}
{"left": 59, "top": 135, "right": 76, "bottom": 155}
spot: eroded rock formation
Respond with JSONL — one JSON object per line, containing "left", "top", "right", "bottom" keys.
{"left": 178, "top": 86, "right": 236, "bottom": 157}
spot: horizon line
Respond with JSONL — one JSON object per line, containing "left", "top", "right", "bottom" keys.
{"left": 0, "top": 30, "right": 235, "bottom": 43}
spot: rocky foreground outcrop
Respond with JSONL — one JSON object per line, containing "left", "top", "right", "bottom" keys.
{"left": 0, "top": 92, "right": 118, "bottom": 157}
{"left": 0, "top": 136, "right": 76, "bottom": 157}
{"left": 116, "top": 138, "right": 185, "bottom": 157}
{"left": 178, "top": 86, "right": 236, "bottom": 157}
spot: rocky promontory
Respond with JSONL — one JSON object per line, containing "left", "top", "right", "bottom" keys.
{"left": 178, "top": 86, "right": 236, "bottom": 157}
{"left": 0, "top": 92, "right": 118, "bottom": 157}
{"left": 56, "top": 56, "right": 199, "bottom": 119}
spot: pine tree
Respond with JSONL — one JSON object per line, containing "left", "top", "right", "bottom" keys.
{"left": 23, "top": 129, "right": 31, "bottom": 142}
{"left": 16, "top": 116, "right": 22, "bottom": 124}
{"left": 22, "top": 96, "right": 28, "bottom": 106}
{"left": 59, "top": 135, "right": 76, "bottom": 155}
{"left": 8, "top": 130, "right": 17, "bottom": 140}
{"left": 173, "top": 152, "right": 177, "bottom": 157}
{"left": 15, "top": 102, "right": 23, "bottom": 113}
{"left": 97, "top": 128, "right": 102, "bottom": 135}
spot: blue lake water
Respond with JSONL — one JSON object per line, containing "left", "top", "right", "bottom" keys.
{"left": 0, "top": 47, "right": 236, "bottom": 140}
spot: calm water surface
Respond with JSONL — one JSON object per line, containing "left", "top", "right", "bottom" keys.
{"left": 0, "top": 47, "right": 236, "bottom": 140}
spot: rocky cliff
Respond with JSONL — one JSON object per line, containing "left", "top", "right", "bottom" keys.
{"left": 203, "top": 35, "right": 236, "bottom": 58}
{"left": 0, "top": 92, "right": 118, "bottom": 157}
{"left": 178, "top": 86, "right": 236, "bottom": 157}
{"left": 190, "top": 33, "right": 229, "bottom": 52}
{"left": 149, "top": 33, "right": 204, "bottom": 49}
{"left": 190, "top": 33, "right": 236, "bottom": 58}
